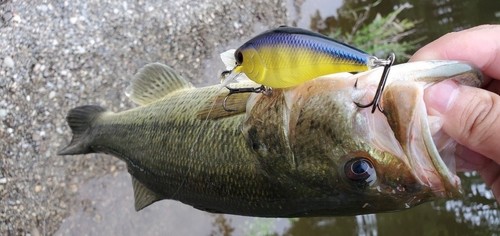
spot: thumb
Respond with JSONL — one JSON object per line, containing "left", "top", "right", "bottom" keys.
{"left": 425, "top": 80, "right": 500, "bottom": 162}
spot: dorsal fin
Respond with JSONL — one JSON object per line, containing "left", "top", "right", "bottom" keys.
{"left": 131, "top": 177, "right": 164, "bottom": 211}
{"left": 125, "top": 63, "right": 193, "bottom": 105}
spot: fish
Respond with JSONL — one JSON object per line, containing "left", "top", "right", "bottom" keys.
{"left": 221, "top": 26, "right": 383, "bottom": 89}
{"left": 59, "top": 60, "right": 482, "bottom": 217}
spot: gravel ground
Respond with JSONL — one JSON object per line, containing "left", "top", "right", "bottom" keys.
{"left": 0, "top": 0, "right": 287, "bottom": 234}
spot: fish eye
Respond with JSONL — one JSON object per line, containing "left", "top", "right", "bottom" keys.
{"left": 344, "top": 158, "right": 376, "bottom": 186}
{"left": 235, "top": 50, "right": 243, "bottom": 65}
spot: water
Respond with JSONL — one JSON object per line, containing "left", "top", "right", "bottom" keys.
{"left": 289, "top": 0, "right": 500, "bottom": 47}
{"left": 285, "top": 1, "right": 500, "bottom": 234}
{"left": 57, "top": 0, "right": 500, "bottom": 235}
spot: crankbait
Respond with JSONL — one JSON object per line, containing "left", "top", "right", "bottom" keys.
{"left": 221, "top": 26, "right": 390, "bottom": 89}
{"left": 220, "top": 26, "right": 394, "bottom": 113}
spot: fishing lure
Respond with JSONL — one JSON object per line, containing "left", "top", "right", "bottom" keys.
{"left": 220, "top": 26, "right": 394, "bottom": 113}
{"left": 221, "top": 26, "right": 390, "bottom": 89}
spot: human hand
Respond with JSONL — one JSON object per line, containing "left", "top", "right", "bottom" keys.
{"left": 410, "top": 24, "right": 500, "bottom": 202}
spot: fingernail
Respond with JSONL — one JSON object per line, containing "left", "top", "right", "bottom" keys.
{"left": 424, "top": 80, "right": 459, "bottom": 114}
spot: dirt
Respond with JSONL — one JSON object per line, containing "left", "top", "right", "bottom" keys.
{"left": 0, "top": 0, "right": 287, "bottom": 234}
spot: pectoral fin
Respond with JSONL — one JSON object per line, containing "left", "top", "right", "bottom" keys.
{"left": 132, "top": 177, "right": 163, "bottom": 211}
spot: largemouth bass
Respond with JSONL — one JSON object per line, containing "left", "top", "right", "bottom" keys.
{"left": 59, "top": 61, "right": 482, "bottom": 217}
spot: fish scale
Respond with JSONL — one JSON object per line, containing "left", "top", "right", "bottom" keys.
{"left": 86, "top": 87, "right": 298, "bottom": 214}
{"left": 59, "top": 61, "right": 481, "bottom": 217}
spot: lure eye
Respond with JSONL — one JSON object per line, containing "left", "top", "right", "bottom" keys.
{"left": 235, "top": 50, "right": 243, "bottom": 65}
{"left": 344, "top": 158, "right": 376, "bottom": 186}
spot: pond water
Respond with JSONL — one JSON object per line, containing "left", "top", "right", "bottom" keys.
{"left": 57, "top": 0, "right": 500, "bottom": 235}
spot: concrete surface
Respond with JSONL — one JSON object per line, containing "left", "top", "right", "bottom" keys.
{"left": 0, "top": 0, "right": 287, "bottom": 234}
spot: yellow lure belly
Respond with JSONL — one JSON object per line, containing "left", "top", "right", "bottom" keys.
{"left": 228, "top": 26, "right": 374, "bottom": 88}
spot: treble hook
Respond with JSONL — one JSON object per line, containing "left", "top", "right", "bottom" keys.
{"left": 220, "top": 69, "right": 232, "bottom": 78}
{"left": 223, "top": 85, "right": 268, "bottom": 112}
{"left": 354, "top": 53, "right": 396, "bottom": 113}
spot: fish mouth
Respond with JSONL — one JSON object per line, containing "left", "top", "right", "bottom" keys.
{"left": 354, "top": 61, "right": 485, "bottom": 198}
{"left": 378, "top": 61, "right": 485, "bottom": 198}
{"left": 352, "top": 61, "right": 485, "bottom": 198}
{"left": 342, "top": 61, "right": 482, "bottom": 200}
{"left": 384, "top": 61, "right": 484, "bottom": 198}
{"left": 375, "top": 80, "right": 459, "bottom": 198}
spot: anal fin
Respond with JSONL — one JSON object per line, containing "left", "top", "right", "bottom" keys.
{"left": 132, "top": 177, "right": 163, "bottom": 211}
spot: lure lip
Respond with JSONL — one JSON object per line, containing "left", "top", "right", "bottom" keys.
{"left": 219, "top": 66, "right": 244, "bottom": 88}
{"left": 219, "top": 49, "right": 249, "bottom": 88}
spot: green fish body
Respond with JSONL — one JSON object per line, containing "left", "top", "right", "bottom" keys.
{"left": 59, "top": 61, "right": 482, "bottom": 217}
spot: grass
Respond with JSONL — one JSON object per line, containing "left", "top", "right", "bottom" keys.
{"left": 330, "top": 1, "right": 423, "bottom": 62}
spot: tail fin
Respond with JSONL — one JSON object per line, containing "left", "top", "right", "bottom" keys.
{"left": 58, "top": 105, "right": 107, "bottom": 155}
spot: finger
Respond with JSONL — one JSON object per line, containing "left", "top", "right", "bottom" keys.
{"left": 424, "top": 80, "right": 500, "bottom": 162}
{"left": 455, "top": 144, "right": 500, "bottom": 202}
{"left": 478, "top": 162, "right": 500, "bottom": 203}
{"left": 485, "top": 80, "right": 500, "bottom": 95}
{"left": 410, "top": 25, "right": 500, "bottom": 81}
{"left": 455, "top": 145, "right": 490, "bottom": 172}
